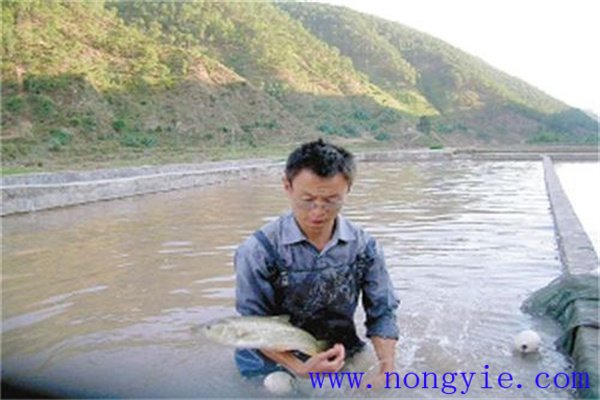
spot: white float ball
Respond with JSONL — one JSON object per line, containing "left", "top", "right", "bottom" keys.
{"left": 514, "top": 329, "right": 541, "bottom": 353}
{"left": 264, "top": 371, "right": 294, "bottom": 395}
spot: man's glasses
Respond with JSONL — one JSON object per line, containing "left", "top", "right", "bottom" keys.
{"left": 294, "top": 198, "right": 344, "bottom": 211}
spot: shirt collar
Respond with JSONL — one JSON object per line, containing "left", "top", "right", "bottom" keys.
{"left": 336, "top": 215, "right": 356, "bottom": 242}
{"left": 281, "top": 212, "right": 356, "bottom": 245}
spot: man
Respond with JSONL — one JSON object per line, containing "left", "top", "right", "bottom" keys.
{"left": 234, "top": 139, "right": 399, "bottom": 381}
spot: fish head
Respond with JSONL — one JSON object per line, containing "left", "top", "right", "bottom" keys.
{"left": 196, "top": 318, "right": 235, "bottom": 343}
{"left": 196, "top": 317, "right": 258, "bottom": 346}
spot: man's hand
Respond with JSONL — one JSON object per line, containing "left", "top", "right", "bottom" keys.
{"left": 298, "top": 343, "right": 345, "bottom": 377}
{"left": 260, "top": 343, "right": 345, "bottom": 378}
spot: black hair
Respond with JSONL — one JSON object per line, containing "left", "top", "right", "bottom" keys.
{"left": 285, "top": 139, "right": 356, "bottom": 186}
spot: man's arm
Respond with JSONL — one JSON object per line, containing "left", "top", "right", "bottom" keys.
{"left": 371, "top": 336, "right": 397, "bottom": 373}
{"left": 361, "top": 238, "right": 400, "bottom": 376}
{"left": 235, "top": 238, "right": 277, "bottom": 316}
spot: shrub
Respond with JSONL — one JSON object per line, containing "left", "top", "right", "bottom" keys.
{"left": 30, "top": 94, "right": 57, "bottom": 120}
{"left": 353, "top": 109, "right": 370, "bottom": 121}
{"left": 317, "top": 122, "right": 337, "bottom": 135}
{"left": 377, "top": 109, "right": 401, "bottom": 124}
{"left": 417, "top": 116, "right": 432, "bottom": 134}
{"left": 112, "top": 119, "right": 127, "bottom": 132}
{"left": 120, "top": 132, "right": 157, "bottom": 148}
{"left": 369, "top": 122, "right": 380, "bottom": 132}
{"left": 50, "top": 129, "right": 73, "bottom": 145}
{"left": 1, "top": 141, "right": 31, "bottom": 160}
{"left": 527, "top": 132, "right": 560, "bottom": 144}
{"left": 23, "top": 75, "right": 72, "bottom": 94}
{"left": 264, "top": 81, "right": 284, "bottom": 99}
{"left": 314, "top": 99, "right": 331, "bottom": 112}
{"left": 374, "top": 132, "right": 391, "bottom": 141}
{"left": 264, "top": 119, "right": 278, "bottom": 129}
{"left": 47, "top": 128, "right": 73, "bottom": 152}
{"left": 341, "top": 124, "right": 359, "bottom": 137}
{"left": 4, "top": 96, "right": 24, "bottom": 113}
{"left": 48, "top": 137, "right": 64, "bottom": 152}
{"left": 81, "top": 115, "right": 98, "bottom": 131}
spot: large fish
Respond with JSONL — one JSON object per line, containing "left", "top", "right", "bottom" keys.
{"left": 195, "top": 315, "right": 329, "bottom": 356}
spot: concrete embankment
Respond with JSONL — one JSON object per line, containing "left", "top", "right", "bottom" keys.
{"left": 0, "top": 159, "right": 283, "bottom": 216}
{"left": 542, "top": 156, "right": 598, "bottom": 399}
{"left": 358, "top": 147, "right": 599, "bottom": 162}
{"left": 1, "top": 148, "right": 597, "bottom": 216}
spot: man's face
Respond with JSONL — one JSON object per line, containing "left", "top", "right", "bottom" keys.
{"left": 283, "top": 169, "right": 350, "bottom": 237}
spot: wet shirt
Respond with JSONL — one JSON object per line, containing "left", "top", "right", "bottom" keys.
{"left": 235, "top": 212, "right": 399, "bottom": 355}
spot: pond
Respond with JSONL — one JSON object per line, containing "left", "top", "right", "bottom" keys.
{"left": 1, "top": 160, "right": 575, "bottom": 398}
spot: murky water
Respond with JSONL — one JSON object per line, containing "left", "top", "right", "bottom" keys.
{"left": 2, "top": 161, "right": 576, "bottom": 398}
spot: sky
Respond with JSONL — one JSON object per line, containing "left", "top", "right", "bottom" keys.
{"left": 319, "top": 0, "right": 600, "bottom": 115}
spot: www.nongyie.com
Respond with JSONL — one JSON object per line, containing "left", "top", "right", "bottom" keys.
{"left": 309, "top": 365, "right": 590, "bottom": 395}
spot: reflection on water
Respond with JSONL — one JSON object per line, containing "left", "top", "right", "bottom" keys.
{"left": 2, "top": 161, "right": 574, "bottom": 398}
{"left": 554, "top": 162, "right": 599, "bottom": 256}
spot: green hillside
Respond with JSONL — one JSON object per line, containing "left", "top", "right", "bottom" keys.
{"left": 275, "top": 3, "right": 437, "bottom": 116}
{"left": 1, "top": 0, "right": 597, "bottom": 170}
{"left": 277, "top": 2, "right": 597, "bottom": 145}
{"left": 110, "top": 1, "right": 414, "bottom": 143}
{"left": 1, "top": 1, "right": 308, "bottom": 169}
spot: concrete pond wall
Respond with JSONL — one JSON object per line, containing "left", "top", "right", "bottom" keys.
{"left": 0, "top": 159, "right": 284, "bottom": 216}
{"left": 2, "top": 148, "right": 597, "bottom": 216}
{"left": 542, "top": 156, "right": 598, "bottom": 399}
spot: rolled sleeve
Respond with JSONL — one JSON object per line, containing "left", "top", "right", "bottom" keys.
{"left": 235, "top": 237, "right": 277, "bottom": 316}
{"left": 361, "top": 240, "right": 400, "bottom": 339}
